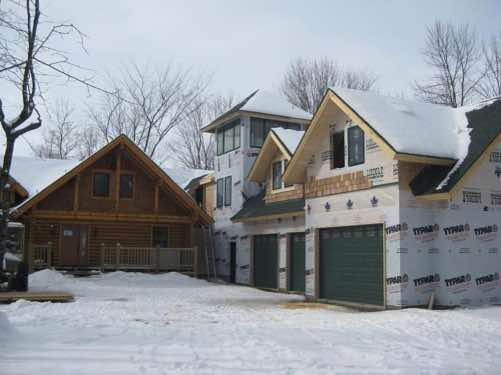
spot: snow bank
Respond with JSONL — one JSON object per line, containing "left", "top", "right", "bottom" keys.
{"left": 0, "top": 311, "right": 15, "bottom": 335}
{"left": 29, "top": 268, "right": 69, "bottom": 288}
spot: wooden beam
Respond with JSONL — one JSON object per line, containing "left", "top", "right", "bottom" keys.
{"left": 154, "top": 184, "right": 160, "bottom": 214}
{"left": 73, "top": 175, "right": 80, "bottom": 211}
{"left": 30, "top": 210, "right": 194, "bottom": 224}
{"left": 232, "top": 211, "right": 305, "bottom": 223}
{"left": 115, "top": 150, "right": 121, "bottom": 211}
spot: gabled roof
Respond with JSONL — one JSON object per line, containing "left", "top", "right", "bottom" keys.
{"left": 410, "top": 99, "right": 501, "bottom": 198}
{"left": 201, "top": 90, "right": 312, "bottom": 133}
{"left": 247, "top": 129, "right": 304, "bottom": 182}
{"left": 231, "top": 191, "right": 304, "bottom": 223}
{"left": 284, "top": 88, "right": 496, "bottom": 185}
{"left": 11, "top": 135, "right": 213, "bottom": 225}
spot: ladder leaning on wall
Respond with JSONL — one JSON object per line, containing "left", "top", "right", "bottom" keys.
{"left": 202, "top": 225, "right": 217, "bottom": 281}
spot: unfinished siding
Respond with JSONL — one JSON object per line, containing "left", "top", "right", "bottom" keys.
{"left": 396, "top": 141, "right": 501, "bottom": 307}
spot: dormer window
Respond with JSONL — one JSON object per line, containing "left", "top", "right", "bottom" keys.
{"left": 271, "top": 160, "right": 292, "bottom": 191}
{"left": 272, "top": 161, "right": 283, "bottom": 190}
{"left": 330, "top": 131, "right": 345, "bottom": 170}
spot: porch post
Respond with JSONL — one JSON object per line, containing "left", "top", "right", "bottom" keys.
{"left": 155, "top": 245, "right": 160, "bottom": 273}
{"left": 115, "top": 242, "right": 121, "bottom": 269}
{"left": 100, "top": 243, "right": 105, "bottom": 272}
{"left": 193, "top": 246, "right": 199, "bottom": 278}
{"left": 47, "top": 241, "right": 52, "bottom": 268}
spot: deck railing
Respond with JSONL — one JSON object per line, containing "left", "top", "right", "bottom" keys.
{"left": 31, "top": 242, "right": 53, "bottom": 270}
{"left": 100, "top": 244, "right": 198, "bottom": 275}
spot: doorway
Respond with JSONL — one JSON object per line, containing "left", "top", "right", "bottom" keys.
{"left": 60, "top": 224, "right": 88, "bottom": 267}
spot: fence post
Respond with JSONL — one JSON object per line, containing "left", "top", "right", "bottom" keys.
{"left": 115, "top": 242, "right": 121, "bottom": 270}
{"left": 47, "top": 241, "right": 52, "bottom": 269}
{"left": 100, "top": 243, "right": 105, "bottom": 272}
{"left": 27, "top": 242, "right": 33, "bottom": 273}
{"left": 155, "top": 245, "right": 160, "bottom": 273}
{"left": 193, "top": 246, "right": 199, "bottom": 278}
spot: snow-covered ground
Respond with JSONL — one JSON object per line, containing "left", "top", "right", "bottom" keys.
{"left": 1, "top": 270, "right": 501, "bottom": 375}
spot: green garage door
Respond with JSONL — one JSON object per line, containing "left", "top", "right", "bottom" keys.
{"left": 319, "top": 224, "right": 384, "bottom": 306}
{"left": 253, "top": 234, "right": 278, "bottom": 289}
{"left": 289, "top": 233, "right": 305, "bottom": 292}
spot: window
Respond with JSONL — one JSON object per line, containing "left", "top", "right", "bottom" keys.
{"left": 152, "top": 227, "right": 168, "bottom": 248}
{"left": 250, "top": 117, "right": 300, "bottom": 148}
{"left": 330, "top": 131, "right": 345, "bottom": 169}
{"left": 119, "top": 174, "right": 134, "bottom": 199}
{"left": 347, "top": 126, "right": 365, "bottom": 166}
{"left": 216, "top": 119, "right": 241, "bottom": 155}
{"left": 224, "top": 176, "right": 232, "bottom": 206}
{"left": 92, "top": 172, "right": 110, "bottom": 197}
{"left": 217, "top": 131, "right": 224, "bottom": 155}
{"left": 216, "top": 178, "right": 224, "bottom": 208}
{"left": 272, "top": 161, "right": 283, "bottom": 190}
{"left": 283, "top": 160, "right": 292, "bottom": 187}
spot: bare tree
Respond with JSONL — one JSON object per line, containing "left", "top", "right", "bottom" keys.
{"left": 77, "top": 125, "right": 100, "bottom": 160}
{"left": 0, "top": 0, "right": 105, "bottom": 262}
{"left": 280, "top": 57, "right": 377, "bottom": 113}
{"left": 170, "top": 94, "right": 234, "bottom": 170}
{"left": 29, "top": 99, "right": 78, "bottom": 159}
{"left": 414, "top": 21, "right": 483, "bottom": 107}
{"left": 87, "top": 63, "right": 209, "bottom": 160}
{"left": 477, "top": 33, "right": 501, "bottom": 99}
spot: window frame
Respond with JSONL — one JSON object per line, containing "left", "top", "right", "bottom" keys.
{"left": 347, "top": 125, "right": 365, "bottom": 167}
{"left": 272, "top": 161, "right": 283, "bottom": 190}
{"left": 119, "top": 172, "right": 135, "bottom": 200}
{"left": 91, "top": 170, "right": 111, "bottom": 199}
{"left": 330, "top": 131, "right": 346, "bottom": 170}
{"left": 224, "top": 176, "right": 232, "bottom": 206}
{"left": 216, "top": 178, "right": 224, "bottom": 208}
{"left": 216, "top": 119, "right": 241, "bottom": 156}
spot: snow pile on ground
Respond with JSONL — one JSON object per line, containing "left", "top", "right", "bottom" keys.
{"left": 29, "top": 268, "right": 70, "bottom": 289}
{"left": 272, "top": 128, "right": 305, "bottom": 154}
{"left": 2, "top": 270, "right": 501, "bottom": 374}
{"left": 0, "top": 311, "right": 15, "bottom": 335}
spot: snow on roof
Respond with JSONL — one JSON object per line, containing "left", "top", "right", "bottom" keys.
{"left": 272, "top": 128, "right": 305, "bottom": 154}
{"left": 161, "top": 167, "right": 211, "bottom": 189}
{"left": 9, "top": 156, "right": 80, "bottom": 208}
{"left": 7, "top": 154, "right": 210, "bottom": 211}
{"left": 240, "top": 90, "right": 312, "bottom": 121}
{"left": 332, "top": 88, "right": 470, "bottom": 159}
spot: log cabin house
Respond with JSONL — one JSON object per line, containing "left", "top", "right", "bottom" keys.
{"left": 8, "top": 135, "right": 213, "bottom": 274}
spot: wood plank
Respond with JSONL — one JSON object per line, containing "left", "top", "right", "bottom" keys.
{"left": 0, "top": 291, "right": 74, "bottom": 303}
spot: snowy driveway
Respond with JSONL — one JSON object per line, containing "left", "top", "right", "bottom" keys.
{"left": 1, "top": 270, "right": 501, "bottom": 375}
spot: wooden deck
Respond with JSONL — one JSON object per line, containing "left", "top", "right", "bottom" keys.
{"left": 0, "top": 291, "right": 74, "bottom": 303}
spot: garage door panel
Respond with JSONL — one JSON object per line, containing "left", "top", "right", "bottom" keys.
{"left": 289, "top": 233, "right": 305, "bottom": 292}
{"left": 320, "top": 224, "right": 384, "bottom": 306}
{"left": 254, "top": 235, "right": 278, "bottom": 289}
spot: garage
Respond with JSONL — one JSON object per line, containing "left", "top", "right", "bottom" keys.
{"left": 319, "top": 224, "right": 384, "bottom": 306}
{"left": 289, "top": 233, "right": 305, "bottom": 292}
{"left": 253, "top": 234, "right": 278, "bottom": 289}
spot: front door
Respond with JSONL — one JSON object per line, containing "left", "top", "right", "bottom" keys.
{"left": 229, "top": 242, "right": 236, "bottom": 283}
{"left": 61, "top": 224, "right": 88, "bottom": 267}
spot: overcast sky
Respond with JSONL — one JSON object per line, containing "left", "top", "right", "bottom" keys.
{"left": 5, "top": 0, "right": 501, "bottom": 156}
